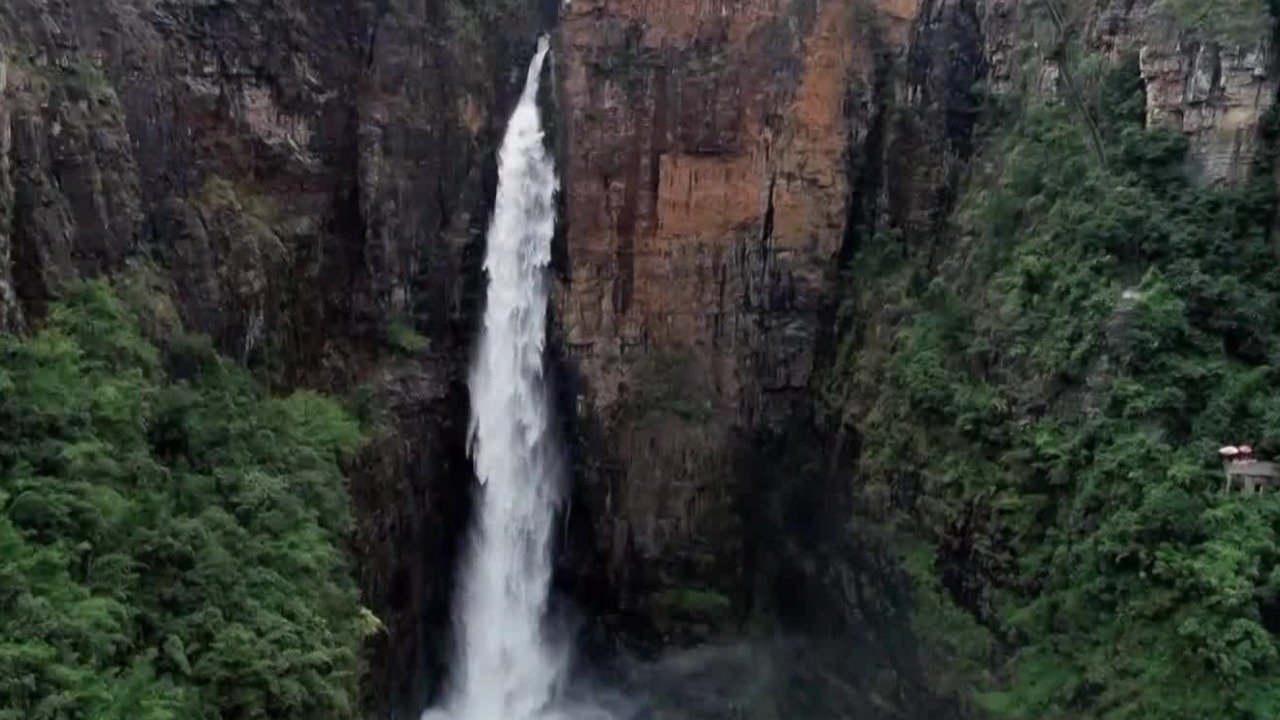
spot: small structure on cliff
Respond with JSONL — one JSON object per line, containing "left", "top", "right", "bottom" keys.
{"left": 1220, "top": 446, "right": 1280, "bottom": 494}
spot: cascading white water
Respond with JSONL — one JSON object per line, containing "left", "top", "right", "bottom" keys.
{"left": 425, "top": 37, "right": 565, "bottom": 720}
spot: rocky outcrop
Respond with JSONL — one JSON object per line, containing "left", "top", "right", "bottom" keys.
{"left": 1137, "top": 20, "right": 1276, "bottom": 184}
{"left": 979, "top": 0, "right": 1277, "bottom": 184}
{"left": 0, "top": 42, "right": 142, "bottom": 329}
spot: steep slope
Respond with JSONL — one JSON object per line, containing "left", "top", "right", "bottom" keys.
{"left": 817, "top": 0, "right": 1280, "bottom": 717}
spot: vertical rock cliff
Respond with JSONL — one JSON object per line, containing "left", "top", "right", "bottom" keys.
{"left": 1, "top": 0, "right": 1276, "bottom": 716}
{"left": 554, "top": 0, "right": 923, "bottom": 644}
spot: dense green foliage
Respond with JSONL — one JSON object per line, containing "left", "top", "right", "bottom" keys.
{"left": 383, "top": 319, "right": 430, "bottom": 356}
{"left": 831, "top": 58, "right": 1280, "bottom": 719}
{"left": 0, "top": 284, "right": 367, "bottom": 718}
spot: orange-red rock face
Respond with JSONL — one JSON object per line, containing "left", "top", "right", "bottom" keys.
{"left": 556, "top": 0, "right": 920, "bottom": 632}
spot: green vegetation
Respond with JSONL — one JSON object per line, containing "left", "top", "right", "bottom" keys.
{"left": 383, "top": 319, "right": 430, "bottom": 356}
{"left": 0, "top": 284, "right": 367, "bottom": 719}
{"left": 830, "top": 54, "right": 1280, "bottom": 720}
{"left": 1161, "top": 0, "right": 1271, "bottom": 45}
{"left": 649, "top": 587, "right": 734, "bottom": 643}
{"left": 626, "top": 351, "right": 716, "bottom": 425}
{"left": 652, "top": 587, "right": 733, "bottom": 618}
{"left": 112, "top": 263, "right": 184, "bottom": 341}
{"left": 444, "top": 0, "right": 527, "bottom": 64}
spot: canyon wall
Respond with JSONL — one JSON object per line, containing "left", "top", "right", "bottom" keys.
{"left": 551, "top": 0, "right": 1277, "bottom": 646}
{"left": 0, "top": 0, "right": 1276, "bottom": 716}
{"left": 554, "top": 0, "right": 921, "bottom": 645}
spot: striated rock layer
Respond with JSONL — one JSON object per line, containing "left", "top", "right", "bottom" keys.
{"left": 555, "top": 0, "right": 897, "bottom": 643}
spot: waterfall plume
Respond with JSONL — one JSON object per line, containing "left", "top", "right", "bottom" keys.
{"left": 423, "top": 36, "right": 565, "bottom": 720}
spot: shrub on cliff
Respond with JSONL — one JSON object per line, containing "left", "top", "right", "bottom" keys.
{"left": 0, "top": 283, "right": 367, "bottom": 719}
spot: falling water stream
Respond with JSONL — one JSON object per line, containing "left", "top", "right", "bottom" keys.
{"left": 424, "top": 37, "right": 566, "bottom": 720}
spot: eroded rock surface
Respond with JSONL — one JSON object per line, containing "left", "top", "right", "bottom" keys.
{"left": 0, "top": 0, "right": 1275, "bottom": 716}
{"left": 555, "top": 0, "right": 909, "bottom": 642}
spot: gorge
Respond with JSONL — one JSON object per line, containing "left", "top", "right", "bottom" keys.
{"left": 1, "top": 1, "right": 1280, "bottom": 719}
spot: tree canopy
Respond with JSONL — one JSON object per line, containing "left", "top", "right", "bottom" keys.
{"left": 0, "top": 283, "right": 367, "bottom": 719}
{"left": 830, "top": 54, "right": 1280, "bottom": 719}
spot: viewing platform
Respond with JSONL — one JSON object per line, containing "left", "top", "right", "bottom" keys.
{"left": 1222, "top": 459, "right": 1280, "bottom": 494}
{"left": 1220, "top": 446, "right": 1278, "bottom": 493}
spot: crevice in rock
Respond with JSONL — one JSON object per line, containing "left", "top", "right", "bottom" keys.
{"left": 838, "top": 36, "right": 892, "bottom": 265}
{"left": 757, "top": 171, "right": 776, "bottom": 292}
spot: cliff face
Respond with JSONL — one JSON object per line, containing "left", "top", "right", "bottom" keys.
{"left": 979, "top": 0, "right": 1276, "bottom": 185}
{"left": 1136, "top": 17, "right": 1275, "bottom": 184}
{"left": 1, "top": 0, "right": 1276, "bottom": 715}
{"left": 554, "top": 0, "right": 922, "bottom": 643}
{"left": 553, "top": 0, "right": 1266, "bottom": 634}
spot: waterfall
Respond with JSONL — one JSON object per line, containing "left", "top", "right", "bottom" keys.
{"left": 424, "top": 37, "right": 566, "bottom": 720}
